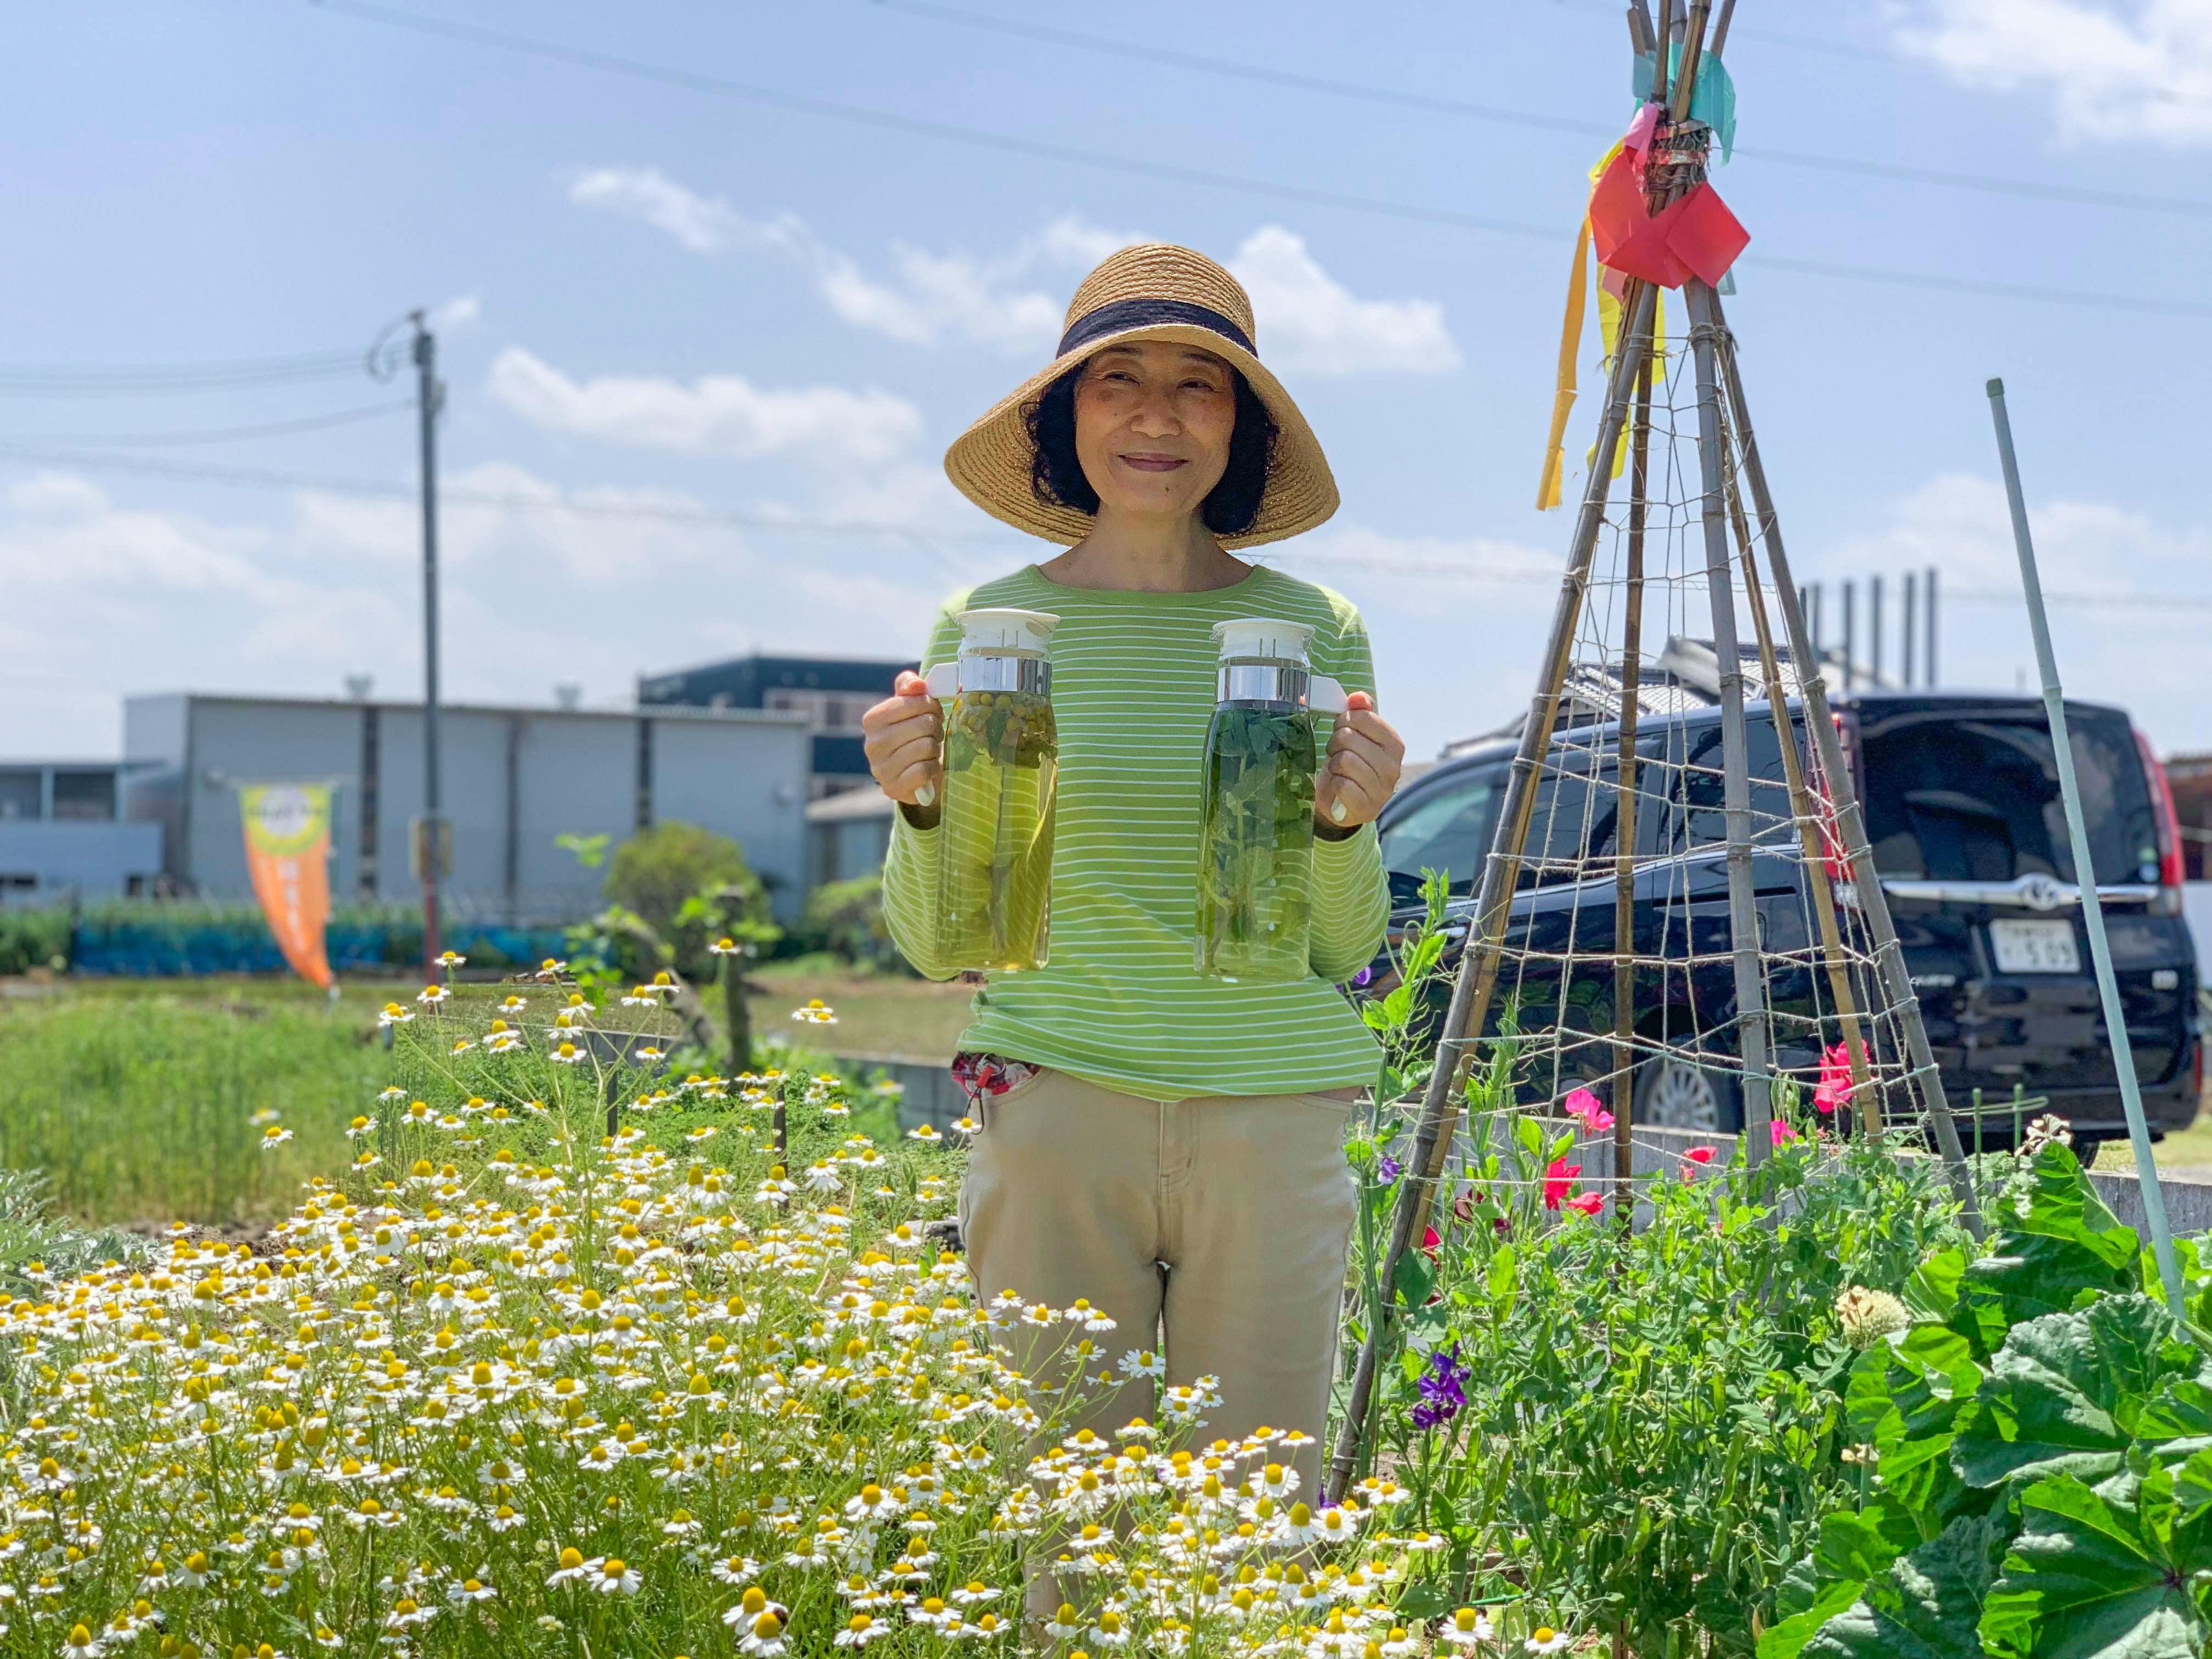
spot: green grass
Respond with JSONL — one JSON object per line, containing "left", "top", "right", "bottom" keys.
{"left": 747, "top": 955, "right": 975, "bottom": 1060}
{"left": 0, "top": 991, "right": 392, "bottom": 1226}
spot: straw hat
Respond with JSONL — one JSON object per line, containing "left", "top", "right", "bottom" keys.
{"left": 943, "top": 243, "right": 1339, "bottom": 550}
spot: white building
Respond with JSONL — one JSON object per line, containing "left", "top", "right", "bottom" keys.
{"left": 123, "top": 692, "right": 814, "bottom": 921}
{"left": 0, "top": 760, "right": 163, "bottom": 901}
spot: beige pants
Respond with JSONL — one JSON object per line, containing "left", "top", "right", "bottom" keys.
{"left": 957, "top": 1068, "right": 1359, "bottom": 1615}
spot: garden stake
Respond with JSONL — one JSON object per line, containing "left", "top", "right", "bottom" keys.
{"left": 1684, "top": 281, "right": 1775, "bottom": 1161}
{"left": 1987, "top": 376, "right": 2186, "bottom": 1318}
{"left": 1692, "top": 279, "right": 1983, "bottom": 1235}
{"left": 1323, "top": 278, "right": 1661, "bottom": 1504}
{"left": 1612, "top": 340, "right": 1652, "bottom": 1218}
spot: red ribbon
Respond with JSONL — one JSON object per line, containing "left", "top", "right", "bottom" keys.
{"left": 1589, "top": 101, "right": 1748, "bottom": 290}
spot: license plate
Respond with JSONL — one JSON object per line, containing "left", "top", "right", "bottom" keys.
{"left": 1989, "top": 918, "right": 2080, "bottom": 974}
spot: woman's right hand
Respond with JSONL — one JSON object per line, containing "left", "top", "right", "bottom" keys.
{"left": 864, "top": 670, "right": 944, "bottom": 817}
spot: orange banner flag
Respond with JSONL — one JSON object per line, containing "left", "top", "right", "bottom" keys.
{"left": 240, "top": 783, "right": 336, "bottom": 990}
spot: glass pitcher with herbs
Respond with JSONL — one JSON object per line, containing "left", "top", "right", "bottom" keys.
{"left": 1194, "top": 617, "right": 1348, "bottom": 983}
{"left": 924, "top": 608, "right": 1060, "bottom": 972}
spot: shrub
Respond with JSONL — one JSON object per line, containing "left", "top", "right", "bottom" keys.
{"left": 0, "top": 905, "right": 71, "bottom": 975}
{"left": 602, "top": 821, "right": 766, "bottom": 979}
{"left": 802, "top": 873, "right": 909, "bottom": 974}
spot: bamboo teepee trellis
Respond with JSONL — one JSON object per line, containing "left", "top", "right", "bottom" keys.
{"left": 1324, "top": 0, "right": 1984, "bottom": 1502}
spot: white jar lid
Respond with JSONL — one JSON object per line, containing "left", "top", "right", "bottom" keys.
{"left": 957, "top": 607, "right": 1060, "bottom": 657}
{"left": 1212, "top": 616, "right": 1317, "bottom": 665}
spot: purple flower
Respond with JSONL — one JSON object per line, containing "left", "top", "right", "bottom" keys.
{"left": 1409, "top": 1344, "right": 1469, "bottom": 1431}
{"left": 1350, "top": 966, "right": 1375, "bottom": 989}
{"left": 1378, "top": 1155, "right": 1403, "bottom": 1184}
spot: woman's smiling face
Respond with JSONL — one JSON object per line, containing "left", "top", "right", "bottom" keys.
{"left": 1071, "top": 340, "right": 1238, "bottom": 522}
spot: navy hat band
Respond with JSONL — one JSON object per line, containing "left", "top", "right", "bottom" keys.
{"left": 1057, "top": 297, "right": 1255, "bottom": 360}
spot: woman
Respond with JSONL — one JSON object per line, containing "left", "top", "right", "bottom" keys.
{"left": 862, "top": 244, "right": 1404, "bottom": 1592}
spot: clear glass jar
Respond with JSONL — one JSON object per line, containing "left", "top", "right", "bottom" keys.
{"left": 926, "top": 608, "right": 1060, "bottom": 972}
{"left": 1194, "top": 618, "right": 1347, "bottom": 983}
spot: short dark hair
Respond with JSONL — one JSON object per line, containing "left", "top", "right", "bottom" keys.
{"left": 1023, "top": 362, "right": 1278, "bottom": 537}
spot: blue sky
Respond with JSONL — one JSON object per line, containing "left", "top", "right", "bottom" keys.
{"left": 8, "top": 0, "right": 2211, "bottom": 761}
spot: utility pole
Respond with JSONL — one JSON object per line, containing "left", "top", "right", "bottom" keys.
{"left": 1841, "top": 578, "right": 1856, "bottom": 689}
{"left": 412, "top": 313, "right": 445, "bottom": 977}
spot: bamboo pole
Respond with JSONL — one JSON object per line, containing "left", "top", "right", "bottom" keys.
{"left": 1689, "top": 279, "right": 1983, "bottom": 1235}
{"left": 1716, "top": 419, "right": 1881, "bottom": 1132}
{"left": 1684, "top": 285, "right": 1775, "bottom": 1162}
{"left": 1612, "top": 326, "right": 1655, "bottom": 1209}
{"left": 1652, "top": 0, "right": 1675, "bottom": 101}
{"left": 1324, "top": 281, "right": 1662, "bottom": 1503}
{"left": 1671, "top": 2, "right": 1712, "bottom": 122}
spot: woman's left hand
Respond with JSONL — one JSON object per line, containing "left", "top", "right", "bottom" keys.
{"left": 1316, "top": 691, "right": 1405, "bottom": 832}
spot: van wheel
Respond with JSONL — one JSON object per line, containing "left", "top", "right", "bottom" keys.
{"left": 1635, "top": 1054, "right": 1743, "bottom": 1133}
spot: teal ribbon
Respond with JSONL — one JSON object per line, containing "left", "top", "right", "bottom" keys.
{"left": 1632, "top": 46, "right": 1736, "bottom": 162}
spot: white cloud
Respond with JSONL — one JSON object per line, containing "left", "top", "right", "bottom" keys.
{"left": 1228, "top": 228, "right": 1461, "bottom": 376}
{"left": 1891, "top": 0, "right": 2212, "bottom": 144}
{"left": 429, "top": 294, "right": 482, "bottom": 332}
{"left": 570, "top": 167, "right": 1458, "bottom": 371}
{"left": 1822, "top": 472, "right": 2212, "bottom": 746}
{"left": 485, "top": 347, "right": 923, "bottom": 465}
{"left": 570, "top": 167, "right": 782, "bottom": 255}
{"left": 0, "top": 460, "right": 964, "bottom": 754}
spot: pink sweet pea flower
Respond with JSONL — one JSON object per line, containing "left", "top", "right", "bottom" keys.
{"left": 1813, "top": 1043, "right": 1855, "bottom": 1115}
{"left": 1683, "top": 1146, "right": 1717, "bottom": 1165}
{"left": 1561, "top": 1087, "right": 1616, "bottom": 1135}
{"left": 1770, "top": 1118, "right": 1800, "bottom": 1148}
{"left": 1543, "top": 1158, "right": 1582, "bottom": 1211}
{"left": 1562, "top": 1192, "right": 1605, "bottom": 1216}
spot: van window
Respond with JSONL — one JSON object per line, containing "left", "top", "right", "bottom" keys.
{"left": 1381, "top": 767, "right": 1502, "bottom": 901}
{"left": 1861, "top": 710, "right": 2157, "bottom": 886}
{"left": 1641, "top": 716, "right": 1800, "bottom": 858}
{"left": 1521, "top": 743, "right": 1621, "bottom": 888}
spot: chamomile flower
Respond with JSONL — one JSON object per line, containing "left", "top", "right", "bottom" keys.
{"left": 260, "top": 1126, "right": 294, "bottom": 1150}
{"left": 583, "top": 1556, "right": 641, "bottom": 1595}
{"left": 417, "top": 984, "right": 450, "bottom": 1006}
{"left": 1526, "top": 1628, "right": 1573, "bottom": 1655}
{"left": 791, "top": 1000, "right": 838, "bottom": 1025}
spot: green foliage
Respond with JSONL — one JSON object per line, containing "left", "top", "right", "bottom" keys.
{"left": 0, "top": 906, "right": 70, "bottom": 975}
{"left": 1764, "top": 1144, "right": 2212, "bottom": 1659}
{"left": 801, "top": 873, "right": 910, "bottom": 974}
{"left": 1194, "top": 704, "right": 1318, "bottom": 980}
{"left": 600, "top": 821, "right": 772, "bottom": 980}
{"left": 0, "top": 1168, "right": 146, "bottom": 1297}
{"left": 0, "top": 995, "right": 386, "bottom": 1222}
{"left": 1342, "top": 882, "right": 1983, "bottom": 1651}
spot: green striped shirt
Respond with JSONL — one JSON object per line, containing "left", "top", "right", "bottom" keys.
{"left": 881, "top": 562, "right": 1390, "bottom": 1102}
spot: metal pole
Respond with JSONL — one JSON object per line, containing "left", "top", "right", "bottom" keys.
{"left": 1871, "top": 574, "right": 1886, "bottom": 688}
{"left": 1694, "top": 284, "right": 1980, "bottom": 1233}
{"left": 412, "top": 312, "right": 444, "bottom": 976}
{"left": 1925, "top": 566, "right": 1939, "bottom": 687}
{"left": 1842, "top": 579, "right": 1857, "bottom": 689}
{"left": 1809, "top": 583, "right": 1822, "bottom": 668}
{"left": 1686, "top": 284, "right": 1774, "bottom": 1160}
{"left": 1987, "top": 378, "right": 2183, "bottom": 1316}
{"left": 1325, "top": 281, "right": 1661, "bottom": 1503}
{"left": 1903, "top": 572, "right": 1919, "bottom": 688}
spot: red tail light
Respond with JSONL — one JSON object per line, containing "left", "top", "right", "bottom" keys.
{"left": 2134, "top": 729, "right": 2186, "bottom": 900}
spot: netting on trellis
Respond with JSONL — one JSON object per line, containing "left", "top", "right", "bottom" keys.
{"left": 1459, "top": 318, "right": 1928, "bottom": 1149}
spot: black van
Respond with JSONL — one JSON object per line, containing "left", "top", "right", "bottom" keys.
{"left": 1368, "top": 689, "right": 2201, "bottom": 1163}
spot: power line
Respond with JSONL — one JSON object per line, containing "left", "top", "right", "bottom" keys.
{"left": 0, "top": 445, "right": 1007, "bottom": 543}
{"left": 0, "top": 399, "right": 415, "bottom": 448}
{"left": 306, "top": 0, "right": 2212, "bottom": 322}
{"left": 12, "top": 443, "right": 2210, "bottom": 614}
{"left": 868, "top": 0, "right": 2212, "bottom": 219}
{"left": 0, "top": 348, "right": 368, "bottom": 396}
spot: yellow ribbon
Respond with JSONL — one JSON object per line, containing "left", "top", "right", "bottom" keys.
{"left": 1537, "top": 142, "right": 1667, "bottom": 510}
